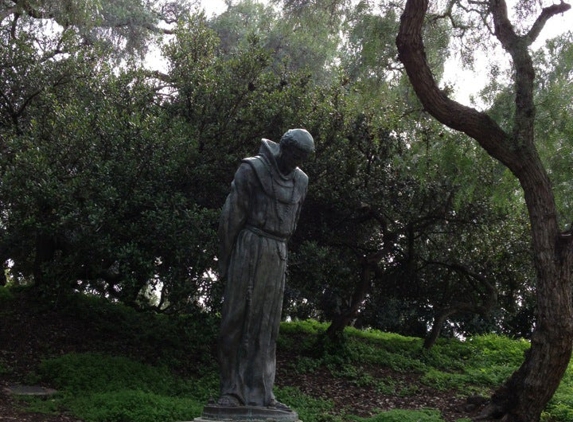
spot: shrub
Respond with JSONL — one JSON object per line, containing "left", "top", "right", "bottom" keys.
{"left": 275, "top": 386, "right": 342, "bottom": 422}
{"left": 38, "top": 353, "right": 186, "bottom": 395}
{"left": 357, "top": 408, "right": 445, "bottom": 422}
{"left": 0, "top": 285, "right": 14, "bottom": 303}
{"left": 68, "top": 390, "right": 200, "bottom": 422}
{"left": 31, "top": 352, "right": 217, "bottom": 422}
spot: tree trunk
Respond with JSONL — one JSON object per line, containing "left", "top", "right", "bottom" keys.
{"left": 423, "top": 309, "right": 456, "bottom": 350}
{"left": 326, "top": 260, "right": 376, "bottom": 340}
{"left": 33, "top": 231, "right": 56, "bottom": 288}
{"left": 396, "top": 1, "right": 573, "bottom": 420}
{"left": 0, "top": 266, "right": 6, "bottom": 286}
{"left": 0, "top": 246, "right": 7, "bottom": 287}
{"left": 482, "top": 169, "right": 573, "bottom": 421}
{"left": 422, "top": 263, "right": 498, "bottom": 350}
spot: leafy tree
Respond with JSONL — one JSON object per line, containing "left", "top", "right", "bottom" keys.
{"left": 282, "top": 0, "right": 530, "bottom": 347}
{"left": 293, "top": 116, "right": 531, "bottom": 346}
{"left": 0, "top": 0, "right": 543, "bottom": 352}
{"left": 397, "top": 0, "right": 572, "bottom": 420}
{"left": 1, "top": 0, "right": 210, "bottom": 306}
{"left": 210, "top": 0, "right": 347, "bottom": 84}
{"left": 0, "top": 0, "right": 195, "bottom": 57}
{"left": 532, "top": 32, "right": 573, "bottom": 223}
{"left": 0, "top": 10, "right": 232, "bottom": 309}
{"left": 1, "top": 55, "right": 220, "bottom": 306}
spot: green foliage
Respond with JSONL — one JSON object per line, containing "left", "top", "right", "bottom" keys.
{"left": 38, "top": 353, "right": 186, "bottom": 395}
{"left": 0, "top": 286, "right": 14, "bottom": 303}
{"left": 344, "top": 336, "right": 426, "bottom": 373}
{"left": 33, "top": 353, "right": 210, "bottom": 422}
{"left": 287, "top": 85, "right": 531, "bottom": 341}
{"left": 9, "top": 307, "right": 573, "bottom": 422}
{"left": 31, "top": 348, "right": 220, "bottom": 421}
{"left": 276, "top": 386, "right": 342, "bottom": 422}
{"left": 67, "top": 391, "right": 201, "bottom": 422}
{"left": 61, "top": 293, "right": 219, "bottom": 375}
{"left": 420, "top": 335, "right": 528, "bottom": 393}
{"left": 211, "top": 0, "right": 345, "bottom": 84}
{"left": 1, "top": 0, "right": 571, "bottom": 418}
{"left": 1, "top": 0, "right": 537, "bottom": 343}
{"left": 343, "top": 7, "right": 401, "bottom": 84}
{"left": 292, "top": 356, "right": 324, "bottom": 374}
{"left": 0, "top": 0, "right": 181, "bottom": 59}
{"left": 279, "top": 322, "right": 533, "bottom": 399}
{"left": 543, "top": 365, "right": 573, "bottom": 422}
{"left": 10, "top": 292, "right": 223, "bottom": 421}
{"left": 281, "top": 319, "right": 328, "bottom": 335}
{"left": 355, "top": 408, "right": 445, "bottom": 422}
{"left": 533, "top": 32, "right": 573, "bottom": 226}
{"left": 1, "top": 23, "right": 220, "bottom": 307}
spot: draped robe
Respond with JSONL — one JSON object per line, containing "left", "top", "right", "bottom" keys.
{"left": 217, "top": 139, "right": 308, "bottom": 407}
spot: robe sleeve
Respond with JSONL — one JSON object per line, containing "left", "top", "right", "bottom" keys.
{"left": 218, "top": 163, "right": 252, "bottom": 279}
{"left": 291, "top": 169, "right": 309, "bottom": 235}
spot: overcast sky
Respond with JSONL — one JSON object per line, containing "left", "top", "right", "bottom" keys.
{"left": 195, "top": 0, "right": 571, "bottom": 104}
{"left": 197, "top": 0, "right": 569, "bottom": 37}
{"left": 198, "top": 0, "right": 228, "bottom": 16}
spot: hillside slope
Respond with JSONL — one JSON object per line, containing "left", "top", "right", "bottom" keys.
{"left": 0, "top": 288, "right": 508, "bottom": 421}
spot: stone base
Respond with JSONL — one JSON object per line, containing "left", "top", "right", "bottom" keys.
{"left": 191, "top": 404, "right": 301, "bottom": 422}
{"left": 4, "top": 385, "right": 58, "bottom": 397}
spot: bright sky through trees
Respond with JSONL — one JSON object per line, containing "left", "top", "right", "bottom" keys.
{"left": 197, "top": 0, "right": 570, "bottom": 105}
{"left": 200, "top": 0, "right": 228, "bottom": 16}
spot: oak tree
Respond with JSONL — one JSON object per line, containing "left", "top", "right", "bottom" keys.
{"left": 396, "top": 1, "right": 573, "bottom": 420}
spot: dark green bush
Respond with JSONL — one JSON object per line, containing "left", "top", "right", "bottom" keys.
{"left": 67, "top": 390, "right": 200, "bottom": 422}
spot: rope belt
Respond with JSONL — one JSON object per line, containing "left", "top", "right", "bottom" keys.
{"left": 246, "top": 225, "right": 288, "bottom": 242}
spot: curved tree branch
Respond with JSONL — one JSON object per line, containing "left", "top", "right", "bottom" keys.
{"left": 525, "top": 2, "right": 572, "bottom": 45}
{"left": 0, "top": 6, "right": 17, "bottom": 23}
{"left": 490, "top": 0, "right": 537, "bottom": 147}
{"left": 3, "top": 0, "right": 176, "bottom": 35}
{"left": 395, "top": 0, "right": 521, "bottom": 175}
{"left": 397, "top": 1, "right": 573, "bottom": 420}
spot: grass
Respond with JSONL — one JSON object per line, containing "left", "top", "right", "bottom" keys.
{"left": 0, "top": 360, "right": 9, "bottom": 375}
{"left": 276, "top": 386, "right": 342, "bottom": 422}
{"left": 5, "top": 291, "right": 573, "bottom": 422}
{"left": 355, "top": 409, "right": 460, "bottom": 422}
{"left": 0, "top": 285, "right": 14, "bottom": 302}
{"left": 25, "top": 353, "right": 218, "bottom": 422}
{"left": 278, "top": 320, "right": 529, "bottom": 395}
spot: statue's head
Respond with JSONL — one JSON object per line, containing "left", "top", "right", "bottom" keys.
{"left": 277, "top": 129, "right": 315, "bottom": 174}
{"left": 280, "top": 129, "right": 315, "bottom": 154}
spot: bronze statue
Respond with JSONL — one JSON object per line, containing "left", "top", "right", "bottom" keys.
{"left": 211, "top": 129, "right": 314, "bottom": 420}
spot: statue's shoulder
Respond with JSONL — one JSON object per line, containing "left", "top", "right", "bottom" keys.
{"left": 239, "top": 156, "right": 265, "bottom": 178}
{"left": 241, "top": 156, "right": 263, "bottom": 168}
{"left": 239, "top": 156, "right": 308, "bottom": 199}
{"left": 294, "top": 167, "right": 308, "bottom": 187}
{"left": 236, "top": 156, "right": 268, "bottom": 191}
{"left": 232, "top": 157, "right": 258, "bottom": 177}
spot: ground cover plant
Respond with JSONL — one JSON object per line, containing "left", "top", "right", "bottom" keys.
{"left": 1, "top": 288, "right": 573, "bottom": 422}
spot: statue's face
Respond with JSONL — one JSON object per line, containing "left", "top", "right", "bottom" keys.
{"left": 280, "top": 145, "right": 310, "bottom": 173}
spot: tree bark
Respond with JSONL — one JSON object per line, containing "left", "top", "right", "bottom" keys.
{"left": 396, "top": 1, "right": 573, "bottom": 420}
{"left": 422, "top": 262, "right": 498, "bottom": 350}
{"left": 326, "top": 259, "right": 377, "bottom": 340}
{"left": 326, "top": 209, "right": 396, "bottom": 340}
{"left": 33, "top": 231, "right": 56, "bottom": 288}
{"left": 424, "top": 308, "right": 456, "bottom": 350}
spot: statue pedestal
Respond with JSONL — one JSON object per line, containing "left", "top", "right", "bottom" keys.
{"left": 192, "top": 404, "right": 301, "bottom": 422}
